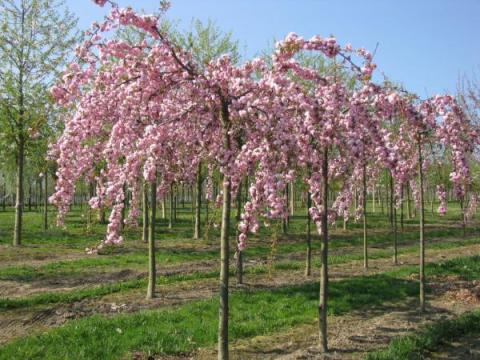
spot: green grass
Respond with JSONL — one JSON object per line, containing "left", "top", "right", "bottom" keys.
{"left": 365, "top": 310, "right": 480, "bottom": 360}
{"left": 0, "top": 203, "right": 477, "bottom": 284}
{"left": 1, "top": 250, "right": 478, "bottom": 359}
{"left": 391, "top": 254, "right": 480, "bottom": 280}
{"left": 0, "top": 270, "right": 219, "bottom": 310}
{"left": 0, "top": 273, "right": 419, "bottom": 360}
{"left": 2, "top": 237, "right": 479, "bottom": 311}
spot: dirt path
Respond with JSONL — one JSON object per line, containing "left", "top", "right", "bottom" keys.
{"left": 220, "top": 275, "right": 480, "bottom": 360}
{"left": 1, "top": 242, "right": 479, "bottom": 350}
{"left": 219, "top": 271, "right": 480, "bottom": 360}
{"left": 1, "top": 230, "right": 477, "bottom": 299}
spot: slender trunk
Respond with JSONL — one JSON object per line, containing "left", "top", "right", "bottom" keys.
{"left": 235, "top": 182, "right": 243, "bottom": 284}
{"left": 142, "top": 182, "right": 149, "bottom": 243}
{"left": 380, "top": 185, "right": 384, "bottom": 215}
{"left": 206, "top": 198, "right": 209, "bottom": 224}
{"left": 28, "top": 182, "right": 32, "bottom": 212}
{"left": 290, "top": 181, "right": 295, "bottom": 216}
{"left": 2, "top": 180, "right": 5, "bottom": 211}
{"left": 169, "top": 184, "right": 173, "bottom": 229}
{"left": 174, "top": 186, "right": 177, "bottom": 221}
{"left": 418, "top": 139, "right": 426, "bottom": 311}
{"left": 194, "top": 163, "right": 202, "bottom": 239}
{"left": 319, "top": 148, "right": 329, "bottom": 353}
{"left": 390, "top": 174, "right": 398, "bottom": 265}
{"left": 43, "top": 174, "right": 48, "bottom": 231}
{"left": 218, "top": 99, "right": 231, "bottom": 360}
{"left": 282, "top": 187, "right": 288, "bottom": 234}
{"left": 181, "top": 184, "right": 185, "bottom": 208}
{"left": 372, "top": 185, "right": 376, "bottom": 213}
{"left": 13, "top": 136, "right": 24, "bottom": 246}
{"left": 407, "top": 183, "right": 412, "bottom": 219}
{"left": 305, "top": 190, "right": 312, "bottom": 276}
{"left": 146, "top": 180, "right": 157, "bottom": 299}
{"left": 363, "top": 162, "right": 368, "bottom": 269}
{"left": 161, "top": 197, "right": 165, "bottom": 219}
{"left": 400, "top": 184, "right": 404, "bottom": 234}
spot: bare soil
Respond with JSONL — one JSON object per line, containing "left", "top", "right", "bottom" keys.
{"left": 1, "top": 242, "right": 479, "bottom": 355}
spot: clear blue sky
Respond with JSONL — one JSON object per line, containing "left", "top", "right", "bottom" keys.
{"left": 67, "top": 0, "right": 480, "bottom": 97}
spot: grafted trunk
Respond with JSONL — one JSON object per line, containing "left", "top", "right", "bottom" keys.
{"left": 146, "top": 180, "right": 157, "bottom": 299}
{"left": 390, "top": 174, "right": 398, "bottom": 265}
{"left": 142, "top": 182, "right": 149, "bottom": 243}
{"left": 290, "top": 181, "right": 295, "bottom": 216}
{"left": 380, "top": 185, "right": 384, "bottom": 215}
{"left": 305, "top": 190, "right": 312, "bottom": 276}
{"left": 407, "top": 183, "right": 412, "bottom": 219}
{"left": 418, "top": 139, "right": 426, "bottom": 311}
{"left": 174, "top": 186, "right": 177, "bottom": 221}
{"left": 43, "top": 174, "right": 48, "bottom": 231}
{"left": 13, "top": 135, "right": 25, "bottom": 246}
{"left": 400, "top": 184, "right": 404, "bottom": 233}
{"left": 28, "top": 182, "right": 32, "bottom": 212}
{"left": 282, "top": 187, "right": 288, "bottom": 234}
{"left": 194, "top": 163, "right": 202, "bottom": 239}
{"left": 319, "top": 148, "right": 329, "bottom": 353}
{"left": 218, "top": 99, "right": 231, "bottom": 360}
{"left": 2, "top": 180, "right": 6, "bottom": 211}
{"left": 363, "top": 162, "right": 368, "bottom": 270}
{"left": 168, "top": 183, "right": 173, "bottom": 229}
{"left": 372, "top": 185, "right": 376, "bottom": 213}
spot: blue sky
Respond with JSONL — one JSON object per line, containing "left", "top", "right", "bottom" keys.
{"left": 67, "top": 0, "right": 480, "bottom": 97}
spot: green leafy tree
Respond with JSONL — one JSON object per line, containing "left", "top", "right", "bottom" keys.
{"left": 0, "top": 0, "right": 78, "bottom": 245}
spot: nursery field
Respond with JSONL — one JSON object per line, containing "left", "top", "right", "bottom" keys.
{"left": 1, "top": 1, "right": 479, "bottom": 359}
{"left": 1, "top": 202, "right": 479, "bottom": 359}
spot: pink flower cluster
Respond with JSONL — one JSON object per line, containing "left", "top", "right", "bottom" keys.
{"left": 47, "top": 0, "right": 478, "bottom": 252}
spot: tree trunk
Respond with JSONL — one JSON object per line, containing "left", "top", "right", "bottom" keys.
{"left": 169, "top": 184, "right": 173, "bottom": 229}
{"left": 290, "top": 181, "right": 295, "bottom": 216}
{"left": 363, "top": 162, "right": 368, "bottom": 270}
{"left": 13, "top": 135, "right": 25, "bottom": 246}
{"left": 380, "top": 185, "right": 384, "bottom": 215}
{"left": 400, "top": 184, "right": 404, "bottom": 234}
{"left": 194, "top": 163, "right": 202, "bottom": 239}
{"left": 305, "top": 190, "right": 312, "bottom": 276}
{"left": 390, "top": 174, "right": 398, "bottom": 265}
{"left": 28, "top": 182, "right": 32, "bottom": 212}
{"left": 2, "top": 180, "right": 5, "bottom": 211}
{"left": 142, "top": 182, "right": 149, "bottom": 243}
{"left": 372, "top": 185, "right": 376, "bottom": 213}
{"left": 43, "top": 174, "right": 48, "bottom": 231}
{"left": 282, "top": 186, "right": 288, "bottom": 234}
{"left": 218, "top": 99, "right": 231, "bottom": 360}
{"left": 174, "top": 186, "right": 177, "bottom": 221}
{"left": 319, "top": 148, "right": 329, "bottom": 353}
{"left": 407, "top": 183, "right": 412, "bottom": 219}
{"left": 418, "top": 139, "right": 426, "bottom": 312}
{"left": 235, "top": 182, "right": 243, "bottom": 284}
{"left": 146, "top": 180, "right": 157, "bottom": 299}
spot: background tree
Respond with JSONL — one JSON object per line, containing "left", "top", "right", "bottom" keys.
{"left": 0, "top": 0, "right": 78, "bottom": 246}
